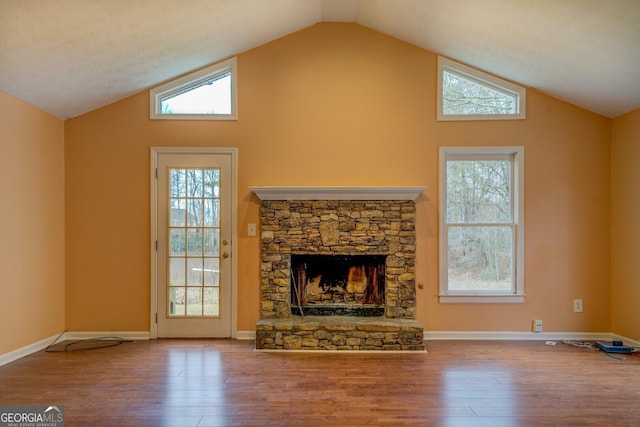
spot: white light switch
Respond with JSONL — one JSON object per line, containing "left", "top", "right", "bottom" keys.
{"left": 248, "top": 223, "right": 257, "bottom": 237}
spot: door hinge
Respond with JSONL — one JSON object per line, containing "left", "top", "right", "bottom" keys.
{"left": 155, "top": 312, "right": 158, "bottom": 323}
{"left": 155, "top": 168, "right": 158, "bottom": 179}
{"left": 155, "top": 240, "right": 158, "bottom": 251}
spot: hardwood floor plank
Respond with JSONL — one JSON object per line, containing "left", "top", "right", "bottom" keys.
{"left": 1, "top": 339, "right": 639, "bottom": 426}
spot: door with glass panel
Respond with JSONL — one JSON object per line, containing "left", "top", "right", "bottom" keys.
{"left": 156, "top": 153, "right": 232, "bottom": 337}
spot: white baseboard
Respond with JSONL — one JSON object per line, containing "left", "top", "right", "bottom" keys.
{"left": 0, "top": 333, "right": 63, "bottom": 367}
{"left": 423, "top": 331, "right": 619, "bottom": 342}
{"left": 0, "top": 331, "right": 150, "bottom": 367}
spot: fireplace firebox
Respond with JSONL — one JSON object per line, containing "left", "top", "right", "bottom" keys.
{"left": 290, "top": 254, "right": 386, "bottom": 316}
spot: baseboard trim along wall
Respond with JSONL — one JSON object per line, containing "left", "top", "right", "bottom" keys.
{"left": 423, "top": 331, "right": 615, "bottom": 341}
{"left": 0, "top": 333, "right": 63, "bottom": 367}
{"left": 0, "top": 331, "right": 149, "bottom": 367}
{"left": 2, "top": 330, "right": 637, "bottom": 366}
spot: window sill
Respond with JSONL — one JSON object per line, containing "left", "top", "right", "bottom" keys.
{"left": 150, "top": 113, "right": 237, "bottom": 121}
{"left": 439, "top": 294, "right": 526, "bottom": 304}
{"left": 437, "top": 113, "right": 526, "bottom": 121}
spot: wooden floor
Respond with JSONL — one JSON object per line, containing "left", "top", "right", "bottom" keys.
{"left": 1, "top": 339, "right": 639, "bottom": 426}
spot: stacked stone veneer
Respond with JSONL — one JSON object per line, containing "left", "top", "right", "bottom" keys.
{"left": 256, "top": 317, "right": 425, "bottom": 351}
{"left": 256, "top": 199, "right": 424, "bottom": 351}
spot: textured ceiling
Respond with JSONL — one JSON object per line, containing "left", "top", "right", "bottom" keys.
{"left": 1, "top": 0, "right": 638, "bottom": 120}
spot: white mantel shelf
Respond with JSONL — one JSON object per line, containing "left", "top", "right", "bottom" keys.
{"left": 250, "top": 186, "right": 427, "bottom": 201}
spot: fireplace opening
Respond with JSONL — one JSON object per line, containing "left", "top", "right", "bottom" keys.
{"left": 290, "top": 254, "right": 386, "bottom": 316}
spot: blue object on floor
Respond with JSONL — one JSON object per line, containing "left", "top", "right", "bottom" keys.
{"left": 595, "top": 341, "right": 633, "bottom": 354}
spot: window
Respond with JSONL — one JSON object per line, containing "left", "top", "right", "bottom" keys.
{"left": 439, "top": 146, "right": 524, "bottom": 303}
{"left": 150, "top": 57, "right": 237, "bottom": 120}
{"left": 437, "top": 56, "right": 525, "bottom": 121}
{"left": 167, "top": 167, "right": 221, "bottom": 316}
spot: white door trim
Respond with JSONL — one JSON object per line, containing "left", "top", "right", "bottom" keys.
{"left": 150, "top": 147, "right": 238, "bottom": 339}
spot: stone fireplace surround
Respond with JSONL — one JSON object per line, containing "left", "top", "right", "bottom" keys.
{"left": 251, "top": 186, "right": 426, "bottom": 351}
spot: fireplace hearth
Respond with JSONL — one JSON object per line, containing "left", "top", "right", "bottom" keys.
{"left": 251, "top": 186, "right": 426, "bottom": 351}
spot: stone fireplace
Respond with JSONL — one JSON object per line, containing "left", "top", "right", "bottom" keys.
{"left": 251, "top": 186, "right": 426, "bottom": 351}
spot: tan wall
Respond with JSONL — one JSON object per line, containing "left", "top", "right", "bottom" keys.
{"left": 0, "top": 91, "right": 65, "bottom": 354}
{"left": 611, "top": 108, "right": 640, "bottom": 341}
{"left": 64, "top": 23, "right": 612, "bottom": 334}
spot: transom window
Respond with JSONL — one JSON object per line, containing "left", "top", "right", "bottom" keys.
{"left": 439, "top": 146, "right": 525, "bottom": 303}
{"left": 150, "top": 57, "right": 237, "bottom": 120}
{"left": 437, "top": 56, "right": 526, "bottom": 121}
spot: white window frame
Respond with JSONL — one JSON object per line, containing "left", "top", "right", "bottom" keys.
{"left": 439, "top": 146, "right": 525, "bottom": 303}
{"left": 437, "top": 56, "right": 526, "bottom": 121}
{"left": 150, "top": 57, "right": 237, "bottom": 120}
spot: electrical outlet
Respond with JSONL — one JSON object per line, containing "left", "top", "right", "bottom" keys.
{"left": 248, "top": 223, "right": 257, "bottom": 237}
{"left": 533, "top": 319, "right": 543, "bottom": 333}
{"left": 573, "top": 299, "right": 583, "bottom": 313}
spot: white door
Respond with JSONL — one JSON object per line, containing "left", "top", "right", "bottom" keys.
{"left": 153, "top": 150, "right": 234, "bottom": 337}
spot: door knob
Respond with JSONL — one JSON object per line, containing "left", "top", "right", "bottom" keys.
{"left": 222, "top": 252, "right": 229, "bottom": 259}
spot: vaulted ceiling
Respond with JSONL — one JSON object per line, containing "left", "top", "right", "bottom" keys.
{"left": 1, "top": 0, "right": 639, "bottom": 120}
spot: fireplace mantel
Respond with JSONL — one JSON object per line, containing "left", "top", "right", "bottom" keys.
{"left": 250, "top": 186, "right": 427, "bottom": 201}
